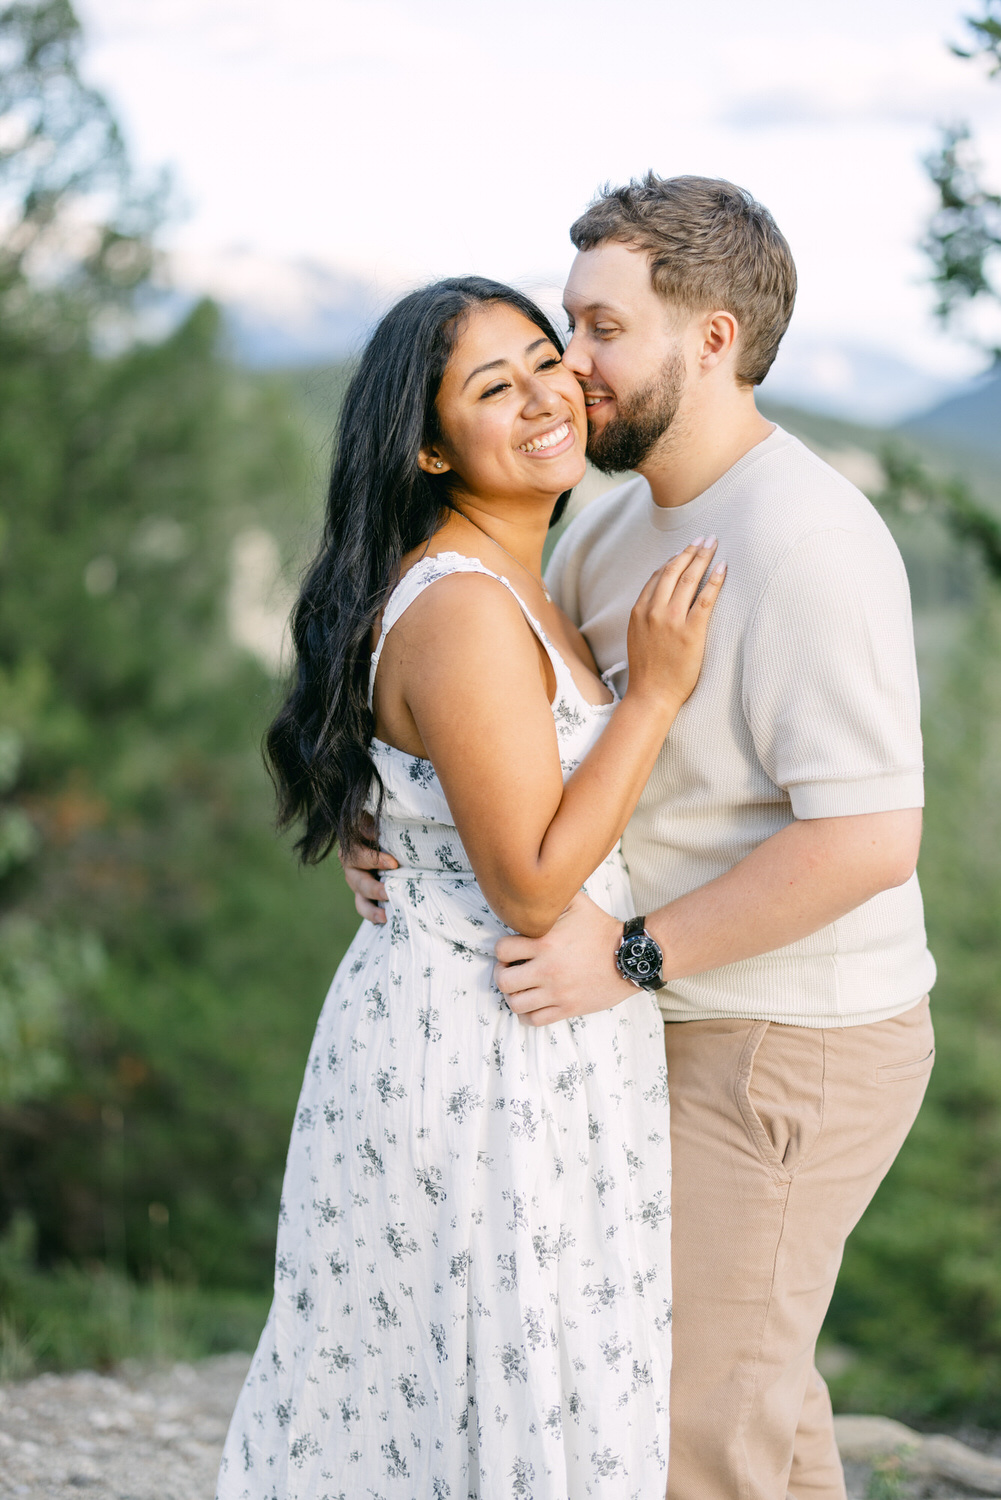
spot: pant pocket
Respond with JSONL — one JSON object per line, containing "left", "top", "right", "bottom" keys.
{"left": 735, "top": 1022, "right": 824, "bottom": 1181}
{"left": 875, "top": 1046, "right": 935, "bottom": 1083}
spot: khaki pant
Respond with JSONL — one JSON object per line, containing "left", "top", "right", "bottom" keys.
{"left": 663, "top": 997, "right": 934, "bottom": 1500}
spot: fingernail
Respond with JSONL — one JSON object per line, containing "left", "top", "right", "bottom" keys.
{"left": 703, "top": 535, "right": 717, "bottom": 548}
{"left": 713, "top": 560, "right": 727, "bottom": 576}
{"left": 690, "top": 536, "right": 705, "bottom": 548}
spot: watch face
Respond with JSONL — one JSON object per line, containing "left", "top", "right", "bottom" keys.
{"left": 620, "top": 933, "right": 660, "bottom": 981}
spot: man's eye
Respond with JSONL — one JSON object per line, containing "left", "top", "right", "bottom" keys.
{"left": 595, "top": 326, "right": 618, "bottom": 337}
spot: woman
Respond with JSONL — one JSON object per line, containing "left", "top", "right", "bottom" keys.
{"left": 217, "top": 277, "right": 724, "bottom": 1500}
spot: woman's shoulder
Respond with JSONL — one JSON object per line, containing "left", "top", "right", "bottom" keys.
{"left": 387, "top": 548, "right": 531, "bottom": 641}
{"left": 396, "top": 543, "right": 496, "bottom": 580}
{"left": 380, "top": 553, "right": 548, "bottom": 714}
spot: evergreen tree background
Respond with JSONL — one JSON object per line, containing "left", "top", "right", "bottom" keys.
{"left": 0, "top": 0, "right": 357, "bottom": 1368}
{"left": 0, "top": 0, "right": 1000, "bottom": 1423}
{"left": 818, "top": 0, "right": 1001, "bottom": 1422}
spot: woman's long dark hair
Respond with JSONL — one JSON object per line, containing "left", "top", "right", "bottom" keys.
{"left": 265, "top": 276, "right": 571, "bottom": 864}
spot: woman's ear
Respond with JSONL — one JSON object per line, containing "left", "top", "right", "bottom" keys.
{"left": 417, "top": 448, "right": 451, "bottom": 475}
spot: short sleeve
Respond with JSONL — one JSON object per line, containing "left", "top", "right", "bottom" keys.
{"left": 743, "top": 526, "right": 924, "bottom": 818}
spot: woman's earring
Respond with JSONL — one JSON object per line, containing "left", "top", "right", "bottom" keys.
{"left": 434, "top": 460, "right": 444, "bottom": 470}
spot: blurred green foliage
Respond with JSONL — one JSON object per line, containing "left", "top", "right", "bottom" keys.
{"left": 0, "top": 1210, "right": 269, "bottom": 1378}
{"left": 924, "top": 0, "right": 1001, "bottom": 354}
{"left": 0, "top": 0, "right": 356, "bottom": 1346}
{"left": 0, "top": 0, "right": 1000, "bottom": 1432}
{"left": 0, "top": 264, "right": 363, "bottom": 1291}
{"left": 823, "top": 592, "right": 1001, "bottom": 1423}
{"left": 818, "top": 1, "right": 1001, "bottom": 1423}
{"left": 865, "top": 1452, "right": 910, "bottom": 1500}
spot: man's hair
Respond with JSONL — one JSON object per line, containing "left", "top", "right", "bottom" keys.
{"left": 570, "top": 173, "right": 796, "bottom": 386}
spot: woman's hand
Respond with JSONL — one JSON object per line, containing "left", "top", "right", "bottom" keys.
{"left": 625, "top": 539, "right": 725, "bottom": 716}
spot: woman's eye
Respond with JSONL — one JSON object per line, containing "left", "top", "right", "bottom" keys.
{"left": 480, "top": 382, "right": 509, "bottom": 399}
{"left": 538, "top": 356, "right": 562, "bottom": 371}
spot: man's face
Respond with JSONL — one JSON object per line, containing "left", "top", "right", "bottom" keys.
{"left": 563, "top": 240, "right": 689, "bottom": 474}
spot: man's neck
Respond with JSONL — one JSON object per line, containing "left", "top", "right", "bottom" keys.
{"left": 639, "top": 388, "right": 775, "bottom": 510}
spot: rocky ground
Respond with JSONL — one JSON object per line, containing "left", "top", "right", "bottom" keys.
{"left": 0, "top": 1355, "right": 248, "bottom": 1500}
{"left": 1, "top": 1354, "right": 1000, "bottom": 1500}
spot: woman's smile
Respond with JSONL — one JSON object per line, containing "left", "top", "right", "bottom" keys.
{"left": 517, "top": 419, "right": 575, "bottom": 456}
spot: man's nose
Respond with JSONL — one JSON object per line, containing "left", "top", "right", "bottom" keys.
{"left": 563, "top": 330, "right": 590, "bottom": 378}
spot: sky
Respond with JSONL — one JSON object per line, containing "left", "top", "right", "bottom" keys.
{"left": 74, "top": 0, "right": 1001, "bottom": 408}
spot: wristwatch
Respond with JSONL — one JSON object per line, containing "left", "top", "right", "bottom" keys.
{"left": 615, "top": 915, "right": 665, "bottom": 992}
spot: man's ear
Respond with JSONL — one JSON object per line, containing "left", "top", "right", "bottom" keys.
{"left": 699, "top": 310, "right": 739, "bottom": 371}
{"left": 417, "top": 447, "right": 452, "bottom": 475}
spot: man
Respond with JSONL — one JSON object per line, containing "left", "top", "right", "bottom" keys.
{"left": 344, "top": 175, "right": 935, "bottom": 1500}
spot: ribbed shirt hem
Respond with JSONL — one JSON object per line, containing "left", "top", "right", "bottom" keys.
{"left": 788, "top": 771, "right": 926, "bottom": 818}
{"left": 658, "top": 992, "right": 929, "bottom": 1028}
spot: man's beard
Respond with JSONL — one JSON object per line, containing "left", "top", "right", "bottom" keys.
{"left": 585, "top": 351, "right": 685, "bottom": 475}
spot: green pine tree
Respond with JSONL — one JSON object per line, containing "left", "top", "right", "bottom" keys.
{"left": 0, "top": 0, "right": 359, "bottom": 1368}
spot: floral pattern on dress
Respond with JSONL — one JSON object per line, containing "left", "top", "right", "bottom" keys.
{"left": 217, "top": 553, "right": 671, "bottom": 1500}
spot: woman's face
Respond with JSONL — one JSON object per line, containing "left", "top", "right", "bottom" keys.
{"left": 424, "top": 302, "right": 587, "bottom": 505}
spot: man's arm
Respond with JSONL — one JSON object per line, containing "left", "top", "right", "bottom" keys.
{"left": 494, "top": 808, "right": 922, "bottom": 1026}
{"left": 340, "top": 817, "right": 397, "bottom": 925}
{"left": 498, "top": 519, "right": 927, "bottom": 1021}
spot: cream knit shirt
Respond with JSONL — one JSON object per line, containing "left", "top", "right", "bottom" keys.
{"left": 546, "top": 426, "right": 936, "bottom": 1026}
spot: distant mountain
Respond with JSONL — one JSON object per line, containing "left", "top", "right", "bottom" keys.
{"left": 167, "top": 249, "right": 385, "bottom": 367}
{"left": 758, "top": 395, "right": 1001, "bottom": 522}
{"left": 224, "top": 269, "right": 380, "bottom": 368}
{"left": 758, "top": 338, "right": 965, "bottom": 426}
{"left": 901, "top": 368, "right": 1001, "bottom": 458}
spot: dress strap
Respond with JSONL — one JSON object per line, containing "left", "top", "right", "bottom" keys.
{"left": 367, "top": 550, "right": 569, "bottom": 711}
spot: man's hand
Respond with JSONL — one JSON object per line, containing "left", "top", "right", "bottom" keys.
{"left": 338, "top": 815, "right": 398, "bottom": 924}
{"left": 494, "top": 891, "right": 636, "bottom": 1026}
{"left": 492, "top": 810, "right": 924, "bottom": 1026}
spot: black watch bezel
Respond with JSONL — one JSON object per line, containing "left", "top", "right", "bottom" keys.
{"left": 615, "top": 915, "right": 665, "bottom": 992}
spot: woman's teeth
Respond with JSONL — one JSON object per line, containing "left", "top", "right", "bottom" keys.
{"left": 518, "top": 422, "right": 570, "bottom": 454}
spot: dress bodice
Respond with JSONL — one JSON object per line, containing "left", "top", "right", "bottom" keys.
{"left": 367, "top": 550, "right": 618, "bottom": 880}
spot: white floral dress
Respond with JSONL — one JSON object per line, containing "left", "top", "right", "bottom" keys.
{"left": 217, "top": 553, "right": 671, "bottom": 1500}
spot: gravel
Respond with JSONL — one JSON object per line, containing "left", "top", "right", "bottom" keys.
{"left": 0, "top": 1355, "right": 997, "bottom": 1500}
{"left": 0, "top": 1354, "right": 250, "bottom": 1500}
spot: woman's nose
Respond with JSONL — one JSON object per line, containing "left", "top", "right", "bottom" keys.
{"left": 521, "top": 374, "right": 559, "bottom": 417}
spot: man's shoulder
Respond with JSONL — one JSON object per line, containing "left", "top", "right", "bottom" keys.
{"left": 755, "top": 428, "right": 887, "bottom": 534}
{"left": 732, "top": 428, "right": 901, "bottom": 575}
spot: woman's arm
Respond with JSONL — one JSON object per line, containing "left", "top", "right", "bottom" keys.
{"left": 385, "top": 545, "right": 723, "bottom": 936}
